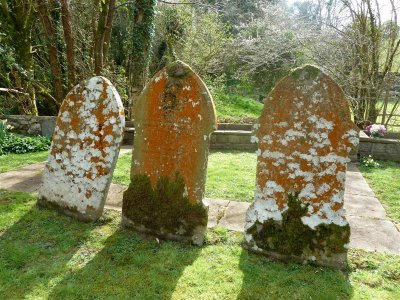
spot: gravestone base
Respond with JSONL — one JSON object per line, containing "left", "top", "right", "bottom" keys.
{"left": 243, "top": 244, "right": 348, "bottom": 269}
{"left": 244, "top": 222, "right": 350, "bottom": 268}
{"left": 37, "top": 197, "right": 103, "bottom": 221}
{"left": 122, "top": 173, "right": 209, "bottom": 245}
{"left": 121, "top": 215, "right": 207, "bottom": 246}
{"left": 244, "top": 193, "right": 350, "bottom": 269}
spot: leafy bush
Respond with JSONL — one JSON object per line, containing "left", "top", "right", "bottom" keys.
{"left": 0, "top": 132, "right": 51, "bottom": 156}
{"left": 0, "top": 120, "right": 6, "bottom": 141}
{"left": 360, "top": 155, "right": 381, "bottom": 168}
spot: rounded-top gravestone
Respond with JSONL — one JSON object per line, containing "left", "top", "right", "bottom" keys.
{"left": 38, "top": 76, "right": 125, "bottom": 221}
{"left": 245, "top": 65, "right": 359, "bottom": 268}
{"left": 122, "top": 61, "right": 217, "bottom": 245}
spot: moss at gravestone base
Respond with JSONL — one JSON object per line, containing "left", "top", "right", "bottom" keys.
{"left": 246, "top": 193, "right": 350, "bottom": 257}
{"left": 122, "top": 172, "right": 207, "bottom": 237}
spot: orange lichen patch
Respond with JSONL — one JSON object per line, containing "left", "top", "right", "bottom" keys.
{"left": 85, "top": 190, "right": 92, "bottom": 199}
{"left": 38, "top": 76, "right": 125, "bottom": 221}
{"left": 247, "top": 65, "right": 359, "bottom": 230}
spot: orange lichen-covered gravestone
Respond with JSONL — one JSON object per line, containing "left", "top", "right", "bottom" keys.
{"left": 38, "top": 77, "right": 125, "bottom": 221}
{"left": 245, "top": 66, "right": 359, "bottom": 267}
{"left": 122, "top": 61, "right": 217, "bottom": 245}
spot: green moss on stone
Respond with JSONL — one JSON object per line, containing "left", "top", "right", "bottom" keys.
{"left": 122, "top": 172, "right": 207, "bottom": 238}
{"left": 247, "top": 193, "right": 350, "bottom": 257}
{"left": 291, "top": 65, "right": 321, "bottom": 81}
{"left": 37, "top": 196, "right": 99, "bottom": 221}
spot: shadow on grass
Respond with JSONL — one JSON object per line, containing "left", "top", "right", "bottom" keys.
{"left": 237, "top": 250, "right": 354, "bottom": 299}
{"left": 0, "top": 204, "right": 97, "bottom": 298}
{"left": 48, "top": 229, "right": 201, "bottom": 299}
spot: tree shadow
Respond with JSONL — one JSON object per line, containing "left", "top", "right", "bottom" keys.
{"left": 48, "top": 228, "right": 201, "bottom": 299}
{"left": 236, "top": 249, "right": 354, "bottom": 300}
{"left": 0, "top": 203, "right": 98, "bottom": 298}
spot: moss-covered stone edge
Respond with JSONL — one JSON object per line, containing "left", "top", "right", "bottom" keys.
{"left": 246, "top": 193, "right": 350, "bottom": 258}
{"left": 291, "top": 64, "right": 322, "bottom": 81}
{"left": 122, "top": 172, "right": 208, "bottom": 239}
{"left": 37, "top": 196, "right": 100, "bottom": 221}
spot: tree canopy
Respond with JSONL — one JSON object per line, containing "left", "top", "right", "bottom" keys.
{"left": 0, "top": 0, "right": 399, "bottom": 129}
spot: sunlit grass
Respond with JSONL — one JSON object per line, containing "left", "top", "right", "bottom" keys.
{"left": 1, "top": 189, "right": 399, "bottom": 299}
{"left": 359, "top": 160, "right": 400, "bottom": 222}
{"left": 0, "top": 151, "right": 49, "bottom": 173}
{"left": 113, "top": 150, "right": 257, "bottom": 202}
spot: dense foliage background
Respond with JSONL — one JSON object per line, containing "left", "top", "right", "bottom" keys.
{"left": 0, "top": 0, "right": 399, "bottom": 128}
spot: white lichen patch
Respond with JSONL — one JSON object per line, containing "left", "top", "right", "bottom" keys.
{"left": 302, "top": 202, "right": 348, "bottom": 229}
{"left": 39, "top": 76, "right": 125, "bottom": 219}
{"left": 251, "top": 135, "right": 259, "bottom": 143}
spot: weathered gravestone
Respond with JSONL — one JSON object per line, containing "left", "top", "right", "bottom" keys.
{"left": 38, "top": 76, "right": 125, "bottom": 221}
{"left": 122, "top": 61, "right": 217, "bottom": 245}
{"left": 245, "top": 65, "right": 359, "bottom": 267}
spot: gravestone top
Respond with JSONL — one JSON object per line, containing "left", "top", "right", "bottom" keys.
{"left": 38, "top": 76, "right": 125, "bottom": 221}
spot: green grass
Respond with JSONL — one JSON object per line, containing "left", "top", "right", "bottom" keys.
{"left": 213, "top": 91, "right": 263, "bottom": 123}
{"left": 206, "top": 150, "right": 256, "bottom": 201}
{"left": 1, "top": 189, "right": 399, "bottom": 299}
{"left": 0, "top": 150, "right": 49, "bottom": 173}
{"left": 112, "top": 153, "right": 132, "bottom": 186}
{"left": 359, "top": 160, "right": 400, "bottom": 222}
{"left": 113, "top": 151, "right": 257, "bottom": 202}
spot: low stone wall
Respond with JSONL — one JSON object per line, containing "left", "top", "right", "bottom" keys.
{"left": 210, "top": 130, "right": 255, "bottom": 151}
{"left": 359, "top": 131, "right": 400, "bottom": 162}
{"left": 0, "top": 115, "right": 56, "bottom": 137}
{"left": 2, "top": 115, "right": 399, "bottom": 161}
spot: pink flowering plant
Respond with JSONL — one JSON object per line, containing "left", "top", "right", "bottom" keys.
{"left": 364, "top": 124, "right": 387, "bottom": 138}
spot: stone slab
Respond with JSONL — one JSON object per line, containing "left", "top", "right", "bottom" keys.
{"left": 0, "top": 162, "right": 45, "bottom": 193}
{"left": 40, "top": 118, "right": 56, "bottom": 137}
{"left": 345, "top": 171, "right": 376, "bottom": 197}
{"left": 347, "top": 215, "right": 400, "bottom": 254}
{"left": 119, "top": 145, "right": 132, "bottom": 155}
{"left": 219, "top": 201, "right": 250, "bottom": 232}
{"left": 206, "top": 198, "right": 230, "bottom": 228}
{"left": 344, "top": 194, "right": 387, "bottom": 219}
{"left": 347, "top": 163, "right": 360, "bottom": 172}
{"left": 105, "top": 183, "right": 126, "bottom": 207}
{"left": 1, "top": 155, "right": 399, "bottom": 255}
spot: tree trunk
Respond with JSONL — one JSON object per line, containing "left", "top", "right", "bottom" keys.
{"left": 0, "top": 0, "right": 38, "bottom": 115}
{"left": 129, "top": 0, "right": 157, "bottom": 118}
{"left": 15, "top": 31, "right": 38, "bottom": 115}
{"left": 103, "top": 0, "right": 116, "bottom": 63}
{"left": 60, "top": 0, "right": 76, "bottom": 89}
{"left": 37, "top": 0, "right": 64, "bottom": 105}
{"left": 93, "top": 0, "right": 109, "bottom": 75}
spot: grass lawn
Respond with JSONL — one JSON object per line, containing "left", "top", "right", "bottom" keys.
{"left": 113, "top": 150, "right": 257, "bottom": 202}
{"left": 1, "top": 189, "right": 399, "bottom": 299}
{"left": 213, "top": 91, "right": 263, "bottom": 123}
{"left": 359, "top": 160, "right": 400, "bottom": 222}
{"left": 206, "top": 150, "right": 256, "bottom": 201}
{"left": 0, "top": 151, "right": 49, "bottom": 173}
